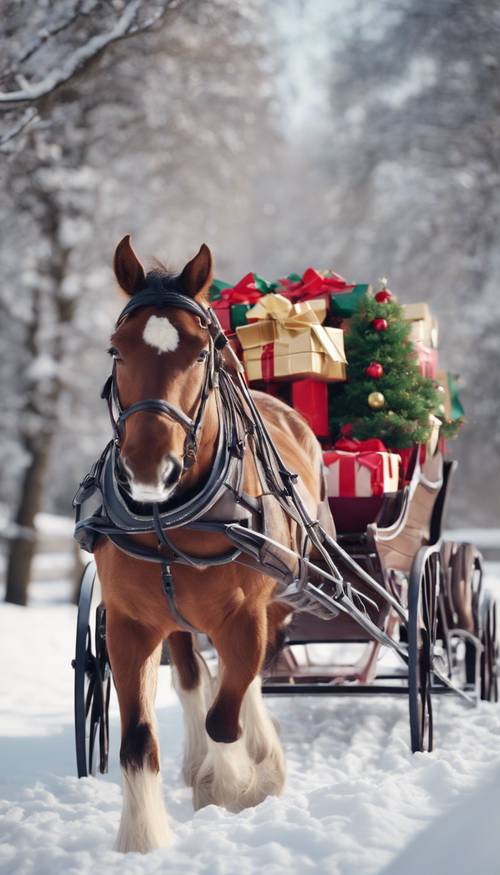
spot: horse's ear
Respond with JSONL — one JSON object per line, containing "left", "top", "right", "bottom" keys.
{"left": 113, "top": 235, "right": 146, "bottom": 296}
{"left": 179, "top": 244, "right": 213, "bottom": 301}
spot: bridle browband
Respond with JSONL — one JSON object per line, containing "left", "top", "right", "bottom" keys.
{"left": 101, "top": 288, "right": 228, "bottom": 472}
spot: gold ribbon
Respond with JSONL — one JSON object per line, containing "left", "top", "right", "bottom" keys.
{"left": 244, "top": 294, "right": 346, "bottom": 365}
{"left": 246, "top": 293, "right": 327, "bottom": 326}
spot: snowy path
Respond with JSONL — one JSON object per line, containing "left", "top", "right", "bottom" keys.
{"left": 1, "top": 572, "right": 500, "bottom": 875}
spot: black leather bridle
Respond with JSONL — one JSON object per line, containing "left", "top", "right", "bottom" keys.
{"left": 100, "top": 289, "right": 228, "bottom": 473}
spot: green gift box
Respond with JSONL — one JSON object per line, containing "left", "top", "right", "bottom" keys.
{"left": 230, "top": 303, "right": 254, "bottom": 328}
{"left": 251, "top": 273, "right": 273, "bottom": 294}
{"left": 208, "top": 279, "right": 232, "bottom": 302}
{"left": 329, "top": 284, "right": 371, "bottom": 318}
{"left": 437, "top": 370, "right": 465, "bottom": 422}
{"left": 269, "top": 272, "right": 303, "bottom": 291}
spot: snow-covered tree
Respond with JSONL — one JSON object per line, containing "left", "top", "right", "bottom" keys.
{"left": 0, "top": 0, "right": 280, "bottom": 604}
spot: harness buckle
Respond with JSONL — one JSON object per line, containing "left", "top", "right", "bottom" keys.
{"left": 230, "top": 438, "right": 245, "bottom": 460}
{"left": 161, "top": 563, "right": 173, "bottom": 596}
{"left": 183, "top": 438, "right": 198, "bottom": 468}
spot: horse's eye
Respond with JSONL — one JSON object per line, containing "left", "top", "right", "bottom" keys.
{"left": 107, "top": 347, "right": 121, "bottom": 360}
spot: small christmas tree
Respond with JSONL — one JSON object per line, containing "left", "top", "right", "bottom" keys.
{"left": 330, "top": 283, "right": 439, "bottom": 448}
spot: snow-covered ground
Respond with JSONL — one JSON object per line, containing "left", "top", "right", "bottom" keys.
{"left": 1, "top": 566, "right": 500, "bottom": 875}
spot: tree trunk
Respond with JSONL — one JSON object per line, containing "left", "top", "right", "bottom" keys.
{"left": 4, "top": 441, "right": 50, "bottom": 606}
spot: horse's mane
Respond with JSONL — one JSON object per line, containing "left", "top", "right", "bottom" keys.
{"left": 144, "top": 263, "right": 185, "bottom": 294}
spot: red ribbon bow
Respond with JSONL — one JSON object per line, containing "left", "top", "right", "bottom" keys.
{"left": 332, "top": 437, "right": 388, "bottom": 454}
{"left": 212, "top": 273, "right": 264, "bottom": 308}
{"left": 284, "top": 268, "right": 355, "bottom": 303}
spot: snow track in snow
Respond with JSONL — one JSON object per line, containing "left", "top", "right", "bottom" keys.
{"left": 1, "top": 573, "right": 500, "bottom": 875}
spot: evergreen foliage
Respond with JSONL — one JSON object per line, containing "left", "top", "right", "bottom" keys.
{"left": 439, "top": 416, "right": 464, "bottom": 440}
{"left": 331, "top": 294, "right": 439, "bottom": 448}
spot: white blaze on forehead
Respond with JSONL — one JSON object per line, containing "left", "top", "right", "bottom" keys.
{"left": 143, "top": 315, "right": 179, "bottom": 354}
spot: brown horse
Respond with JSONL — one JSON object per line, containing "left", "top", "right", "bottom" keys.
{"left": 94, "top": 237, "right": 328, "bottom": 853}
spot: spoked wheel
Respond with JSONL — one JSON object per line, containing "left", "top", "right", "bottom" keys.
{"left": 480, "top": 595, "right": 498, "bottom": 702}
{"left": 439, "top": 542, "right": 483, "bottom": 690}
{"left": 408, "top": 547, "right": 440, "bottom": 752}
{"left": 73, "top": 562, "right": 111, "bottom": 777}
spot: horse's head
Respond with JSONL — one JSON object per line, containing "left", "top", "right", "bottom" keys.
{"left": 110, "top": 235, "right": 216, "bottom": 503}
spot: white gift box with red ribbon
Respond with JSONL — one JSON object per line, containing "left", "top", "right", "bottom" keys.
{"left": 324, "top": 444, "right": 400, "bottom": 498}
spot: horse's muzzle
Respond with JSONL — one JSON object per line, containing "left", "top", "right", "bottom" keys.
{"left": 119, "top": 452, "right": 183, "bottom": 504}
{"left": 163, "top": 453, "right": 183, "bottom": 489}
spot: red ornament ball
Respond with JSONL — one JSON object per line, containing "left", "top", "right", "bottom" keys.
{"left": 340, "top": 422, "right": 353, "bottom": 437}
{"left": 365, "top": 361, "right": 384, "bottom": 379}
{"left": 371, "top": 317, "right": 388, "bottom": 332}
{"left": 375, "top": 289, "right": 393, "bottom": 303}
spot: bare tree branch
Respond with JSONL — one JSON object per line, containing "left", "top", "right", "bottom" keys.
{"left": 0, "top": 0, "right": 178, "bottom": 109}
{"left": 0, "top": 1, "right": 90, "bottom": 82}
{"left": 0, "top": 107, "right": 38, "bottom": 149}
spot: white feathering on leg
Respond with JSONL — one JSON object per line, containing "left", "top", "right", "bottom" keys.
{"left": 172, "top": 651, "right": 214, "bottom": 787}
{"left": 193, "top": 736, "right": 259, "bottom": 813}
{"left": 193, "top": 675, "right": 286, "bottom": 813}
{"left": 115, "top": 767, "right": 172, "bottom": 854}
{"left": 241, "top": 675, "right": 286, "bottom": 797}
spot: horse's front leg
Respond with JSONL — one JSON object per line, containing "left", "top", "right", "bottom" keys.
{"left": 169, "top": 631, "right": 214, "bottom": 787}
{"left": 106, "top": 609, "right": 172, "bottom": 853}
{"left": 194, "top": 589, "right": 286, "bottom": 812}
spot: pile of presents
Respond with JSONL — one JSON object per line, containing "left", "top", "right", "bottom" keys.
{"left": 209, "top": 267, "right": 463, "bottom": 526}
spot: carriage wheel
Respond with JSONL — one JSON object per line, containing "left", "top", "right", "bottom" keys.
{"left": 480, "top": 595, "right": 498, "bottom": 703}
{"left": 439, "top": 543, "right": 483, "bottom": 689}
{"left": 407, "top": 549, "right": 439, "bottom": 752}
{"left": 73, "top": 562, "right": 111, "bottom": 777}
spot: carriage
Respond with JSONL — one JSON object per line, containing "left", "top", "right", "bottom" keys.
{"left": 72, "top": 272, "right": 498, "bottom": 779}
{"left": 261, "top": 447, "right": 498, "bottom": 753}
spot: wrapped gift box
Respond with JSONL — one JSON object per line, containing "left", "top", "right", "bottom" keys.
{"left": 209, "top": 267, "right": 370, "bottom": 332}
{"left": 414, "top": 341, "right": 438, "bottom": 379}
{"left": 236, "top": 294, "right": 347, "bottom": 383}
{"left": 395, "top": 444, "right": 426, "bottom": 484}
{"left": 246, "top": 294, "right": 327, "bottom": 324}
{"left": 208, "top": 280, "right": 233, "bottom": 332}
{"left": 291, "top": 380, "right": 329, "bottom": 437}
{"left": 209, "top": 273, "right": 272, "bottom": 333}
{"left": 278, "top": 266, "right": 354, "bottom": 299}
{"left": 275, "top": 267, "right": 370, "bottom": 319}
{"left": 323, "top": 441, "right": 400, "bottom": 498}
{"left": 402, "top": 302, "right": 438, "bottom": 349}
{"left": 209, "top": 279, "right": 232, "bottom": 300}
{"left": 328, "top": 284, "right": 371, "bottom": 318}
{"left": 436, "top": 370, "right": 465, "bottom": 423}
{"left": 242, "top": 343, "right": 346, "bottom": 382}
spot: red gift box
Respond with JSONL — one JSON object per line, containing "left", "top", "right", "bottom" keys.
{"left": 211, "top": 274, "right": 264, "bottom": 333}
{"left": 211, "top": 300, "right": 232, "bottom": 333}
{"left": 414, "top": 342, "right": 438, "bottom": 379}
{"left": 291, "top": 379, "right": 329, "bottom": 437}
{"left": 323, "top": 439, "right": 400, "bottom": 498}
{"left": 394, "top": 444, "right": 428, "bottom": 484}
